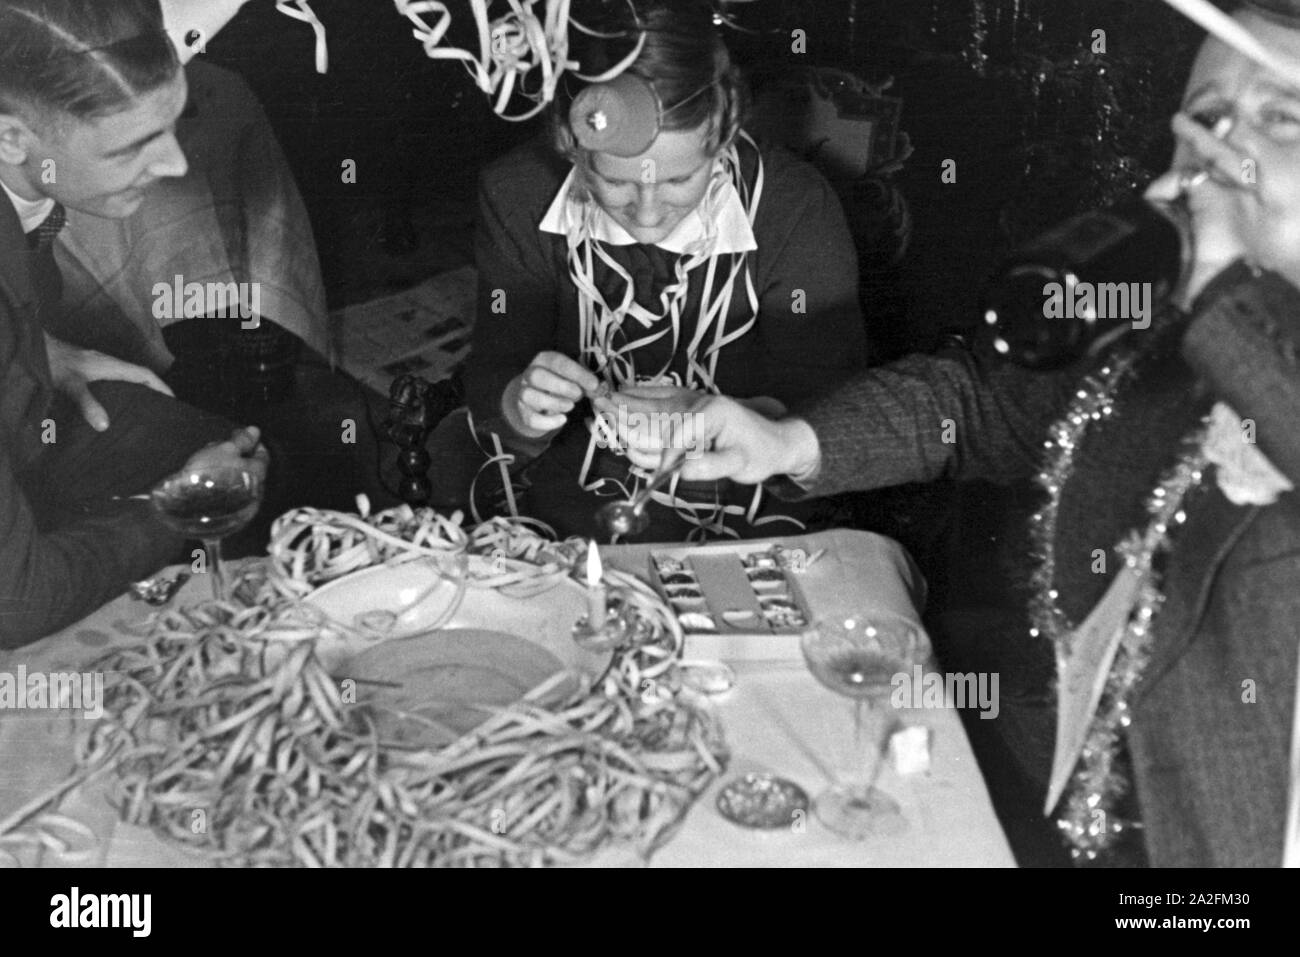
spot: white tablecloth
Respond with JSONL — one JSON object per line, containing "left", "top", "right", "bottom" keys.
{"left": 0, "top": 529, "right": 1013, "bottom": 867}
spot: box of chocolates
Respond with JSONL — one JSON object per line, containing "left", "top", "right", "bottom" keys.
{"left": 649, "top": 542, "right": 817, "bottom": 661}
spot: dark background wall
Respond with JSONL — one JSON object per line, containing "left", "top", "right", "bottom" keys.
{"left": 199, "top": 0, "right": 1206, "bottom": 342}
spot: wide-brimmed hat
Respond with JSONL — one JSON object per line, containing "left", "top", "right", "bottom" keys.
{"left": 1243, "top": 0, "right": 1300, "bottom": 23}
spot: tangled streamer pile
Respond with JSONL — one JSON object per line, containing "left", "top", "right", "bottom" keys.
{"left": 3, "top": 503, "right": 727, "bottom": 867}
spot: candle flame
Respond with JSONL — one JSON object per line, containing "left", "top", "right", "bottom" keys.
{"left": 586, "top": 541, "right": 602, "bottom": 585}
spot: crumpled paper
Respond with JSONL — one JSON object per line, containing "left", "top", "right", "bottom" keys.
{"left": 1202, "top": 402, "right": 1295, "bottom": 506}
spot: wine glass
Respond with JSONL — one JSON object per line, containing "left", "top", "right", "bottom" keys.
{"left": 150, "top": 466, "right": 263, "bottom": 602}
{"left": 800, "top": 614, "right": 919, "bottom": 839}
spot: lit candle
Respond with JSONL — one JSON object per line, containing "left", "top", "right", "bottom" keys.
{"left": 586, "top": 541, "right": 607, "bottom": 627}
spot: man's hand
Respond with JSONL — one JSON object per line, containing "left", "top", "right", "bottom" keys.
{"left": 685, "top": 397, "right": 821, "bottom": 485}
{"left": 182, "top": 426, "right": 270, "bottom": 483}
{"left": 591, "top": 383, "right": 702, "bottom": 456}
{"left": 602, "top": 392, "right": 821, "bottom": 485}
{"left": 1145, "top": 111, "right": 1273, "bottom": 307}
{"left": 502, "top": 351, "right": 600, "bottom": 437}
{"left": 593, "top": 386, "right": 791, "bottom": 470}
{"left": 44, "top": 334, "right": 174, "bottom": 432}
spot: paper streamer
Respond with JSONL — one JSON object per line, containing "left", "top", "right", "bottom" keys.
{"left": 394, "top": 0, "right": 644, "bottom": 121}
{"left": 276, "top": 0, "right": 329, "bottom": 74}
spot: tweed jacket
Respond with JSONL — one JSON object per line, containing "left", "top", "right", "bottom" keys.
{"left": 0, "top": 198, "right": 202, "bottom": 648}
{"left": 787, "top": 264, "right": 1300, "bottom": 866}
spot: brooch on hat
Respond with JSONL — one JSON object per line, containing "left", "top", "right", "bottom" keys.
{"left": 569, "top": 72, "right": 662, "bottom": 157}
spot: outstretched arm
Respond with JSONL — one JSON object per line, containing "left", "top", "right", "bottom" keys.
{"left": 625, "top": 344, "right": 1075, "bottom": 497}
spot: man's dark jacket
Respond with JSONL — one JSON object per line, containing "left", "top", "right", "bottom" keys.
{"left": 0, "top": 198, "right": 211, "bottom": 647}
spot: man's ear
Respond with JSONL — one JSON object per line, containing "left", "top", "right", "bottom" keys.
{"left": 0, "top": 112, "right": 36, "bottom": 166}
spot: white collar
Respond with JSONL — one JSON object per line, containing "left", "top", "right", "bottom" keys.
{"left": 539, "top": 162, "right": 757, "bottom": 255}
{"left": 1, "top": 179, "right": 56, "bottom": 235}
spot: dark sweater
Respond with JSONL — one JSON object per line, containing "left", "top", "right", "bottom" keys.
{"left": 464, "top": 135, "right": 869, "bottom": 537}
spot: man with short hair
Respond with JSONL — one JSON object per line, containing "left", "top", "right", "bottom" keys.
{"left": 0, "top": 0, "right": 268, "bottom": 648}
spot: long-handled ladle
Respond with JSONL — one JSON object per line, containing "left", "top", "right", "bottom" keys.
{"left": 596, "top": 446, "right": 689, "bottom": 541}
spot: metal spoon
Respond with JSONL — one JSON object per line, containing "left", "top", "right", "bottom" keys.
{"left": 597, "top": 447, "right": 689, "bottom": 540}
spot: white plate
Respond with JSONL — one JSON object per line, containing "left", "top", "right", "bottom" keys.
{"left": 305, "top": 559, "right": 464, "bottom": 643}
{"left": 303, "top": 560, "right": 610, "bottom": 746}
{"left": 344, "top": 628, "right": 587, "bottom": 748}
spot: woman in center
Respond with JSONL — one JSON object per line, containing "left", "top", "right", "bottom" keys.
{"left": 436, "top": 0, "right": 869, "bottom": 541}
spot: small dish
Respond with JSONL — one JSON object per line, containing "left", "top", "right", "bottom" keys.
{"left": 716, "top": 774, "right": 810, "bottom": 830}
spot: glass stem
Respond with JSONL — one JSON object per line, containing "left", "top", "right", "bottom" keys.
{"left": 204, "top": 537, "right": 226, "bottom": 601}
{"left": 854, "top": 699, "right": 869, "bottom": 799}
{"left": 854, "top": 699, "right": 884, "bottom": 801}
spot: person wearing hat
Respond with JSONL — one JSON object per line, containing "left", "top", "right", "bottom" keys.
{"left": 432, "top": 0, "right": 870, "bottom": 541}
{"left": 617, "top": 0, "right": 1300, "bottom": 866}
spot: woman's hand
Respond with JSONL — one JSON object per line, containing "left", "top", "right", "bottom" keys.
{"left": 44, "top": 334, "right": 174, "bottom": 432}
{"left": 182, "top": 425, "right": 270, "bottom": 483}
{"left": 502, "top": 351, "right": 600, "bottom": 438}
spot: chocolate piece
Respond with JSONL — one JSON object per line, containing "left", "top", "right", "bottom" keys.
{"left": 665, "top": 585, "right": 704, "bottom": 600}
{"left": 680, "top": 661, "right": 736, "bottom": 695}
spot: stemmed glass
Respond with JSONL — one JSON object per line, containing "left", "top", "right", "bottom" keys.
{"left": 150, "top": 466, "right": 264, "bottom": 601}
{"left": 800, "top": 614, "right": 919, "bottom": 839}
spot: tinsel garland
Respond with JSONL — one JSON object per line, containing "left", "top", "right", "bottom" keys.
{"left": 1027, "top": 350, "right": 1210, "bottom": 861}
